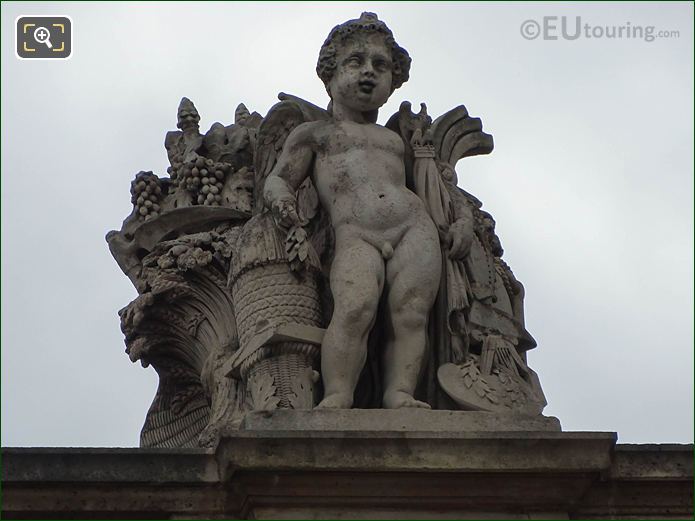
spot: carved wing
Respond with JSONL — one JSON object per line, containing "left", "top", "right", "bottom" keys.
{"left": 253, "top": 92, "right": 330, "bottom": 215}
{"left": 277, "top": 92, "right": 331, "bottom": 123}
{"left": 428, "top": 105, "right": 494, "bottom": 167}
{"left": 253, "top": 93, "right": 334, "bottom": 271}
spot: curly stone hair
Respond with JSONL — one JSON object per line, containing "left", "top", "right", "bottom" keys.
{"left": 316, "top": 12, "right": 411, "bottom": 93}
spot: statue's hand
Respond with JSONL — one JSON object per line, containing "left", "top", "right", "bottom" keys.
{"left": 447, "top": 218, "right": 474, "bottom": 260}
{"left": 271, "top": 196, "right": 301, "bottom": 229}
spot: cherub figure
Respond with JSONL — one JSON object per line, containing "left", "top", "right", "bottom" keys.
{"left": 264, "top": 13, "right": 442, "bottom": 409}
{"left": 165, "top": 97, "right": 203, "bottom": 166}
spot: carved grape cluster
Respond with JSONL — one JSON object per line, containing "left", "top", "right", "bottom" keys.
{"left": 131, "top": 171, "right": 162, "bottom": 220}
{"left": 174, "top": 156, "right": 233, "bottom": 206}
{"left": 166, "top": 159, "right": 182, "bottom": 181}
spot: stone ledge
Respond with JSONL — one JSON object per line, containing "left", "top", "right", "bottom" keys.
{"left": 2, "top": 447, "right": 217, "bottom": 483}
{"left": 2, "top": 438, "right": 692, "bottom": 519}
{"left": 241, "top": 409, "right": 562, "bottom": 432}
{"left": 218, "top": 429, "right": 616, "bottom": 474}
{"left": 611, "top": 444, "right": 694, "bottom": 479}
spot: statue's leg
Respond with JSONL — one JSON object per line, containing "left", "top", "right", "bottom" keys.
{"left": 317, "top": 238, "right": 384, "bottom": 409}
{"left": 382, "top": 221, "right": 442, "bottom": 409}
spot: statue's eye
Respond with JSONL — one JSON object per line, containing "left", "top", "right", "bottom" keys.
{"left": 346, "top": 56, "right": 362, "bottom": 66}
{"left": 373, "top": 59, "right": 390, "bottom": 72}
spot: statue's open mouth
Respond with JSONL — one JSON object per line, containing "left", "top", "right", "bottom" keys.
{"left": 358, "top": 80, "right": 376, "bottom": 93}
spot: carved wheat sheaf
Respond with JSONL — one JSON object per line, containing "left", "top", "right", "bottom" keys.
{"left": 141, "top": 399, "right": 210, "bottom": 448}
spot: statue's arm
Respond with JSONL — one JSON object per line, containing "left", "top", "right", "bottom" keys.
{"left": 263, "top": 123, "right": 315, "bottom": 227}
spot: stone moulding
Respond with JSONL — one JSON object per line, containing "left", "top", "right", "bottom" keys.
{"left": 2, "top": 429, "right": 693, "bottom": 520}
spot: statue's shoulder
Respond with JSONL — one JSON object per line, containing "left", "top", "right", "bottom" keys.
{"left": 294, "top": 119, "right": 331, "bottom": 134}
{"left": 164, "top": 129, "right": 182, "bottom": 148}
{"left": 376, "top": 121, "right": 407, "bottom": 142}
{"left": 287, "top": 119, "right": 333, "bottom": 147}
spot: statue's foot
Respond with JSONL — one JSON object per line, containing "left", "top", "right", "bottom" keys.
{"left": 383, "top": 390, "right": 431, "bottom": 409}
{"left": 316, "top": 392, "right": 353, "bottom": 409}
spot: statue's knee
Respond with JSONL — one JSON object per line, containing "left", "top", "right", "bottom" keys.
{"left": 392, "top": 302, "right": 428, "bottom": 331}
{"left": 333, "top": 301, "right": 377, "bottom": 332}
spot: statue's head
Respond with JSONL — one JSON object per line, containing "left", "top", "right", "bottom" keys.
{"left": 177, "top": 97, "right": 200, "bottom": 131}
{"left": 317, "top": 12, "right": 411, "bottom": 108}
{"left": 234, "top": 103, "right": 251, "bottom": 125}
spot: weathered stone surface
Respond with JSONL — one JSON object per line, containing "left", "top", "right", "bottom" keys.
{"left": 2, "top": 447, "right": 217, "bottom": 483}
{"left": 216, "top": 430, "right": 616, "bottom": 474}
{"left": 265, "top": 13, "right": 443, "bottom": 411}
{"left": 572, "top": 444, "right": 695, "bottom": 519}
{"left": 106, "top": 12, "right": 549, "bottom": 446}
{"left": 241, "top": 409, "right": 561, "bottom": 432}
{"left": 2, "top": 440, "right": 692, "bottom": 519}
{"left": 610, "top": 444, "right": 694, "bottom": 479}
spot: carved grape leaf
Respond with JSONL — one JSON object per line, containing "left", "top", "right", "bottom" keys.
{"left": 462, "top": 374, "right": 473, "bottom": 388}
{"left": 287, "top": 368, "right": 315, "bottom": 410}
{"left": 285, "top": 225, "right": 313, "bottom": 272}
{"left": 478, "top": 376, "right": 498, "bottom": 404}
{"left": 286, "top": 240, "right": 297, "bottom": 258}
{"left": 459, "top": 359, "right": 497, "bottom": 404}
{"left": 298, "top": 241, "right": 309, "bottom": 262}
{"left": 296, "top": 178, "right": 319, "bottom": 221}
{"left": 460, "top": 359, "right": 479, "bottom": 388}
{"left": 249, "top": 373, "right": 280, "bottom": 411}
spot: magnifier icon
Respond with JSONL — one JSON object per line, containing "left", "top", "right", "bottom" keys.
{"left": 33, "top": 26, "right": 53, "bottom": 49}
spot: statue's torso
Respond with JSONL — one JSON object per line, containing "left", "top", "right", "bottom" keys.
{"left": 311, "top": 120, "right": 428, "bottom": 243}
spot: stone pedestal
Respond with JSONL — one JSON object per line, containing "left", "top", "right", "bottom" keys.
{"left": 2, "top": 411, "right": 693, "bottom": 519}
{"left": 240, "top": 409, "right": 562, "bottom": 432}
{"left": 221, "top": 410, "right": 608, "bottom": 519}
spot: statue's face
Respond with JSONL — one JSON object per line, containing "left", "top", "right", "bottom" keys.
{"left": 178, "top": 109, "right": 199, "bottom": 130}
{"left": 328, "top": 32, "right": 393, "bottom": 112}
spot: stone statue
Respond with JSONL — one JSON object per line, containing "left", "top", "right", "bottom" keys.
{"left": 165, "top": 97, "right": 203, "bottom": 167}
{"left": 264, "top": 13, "right": 441, "bottom": 410}
{"left": 107, "top": 12, "right": 547, "bottom": 448}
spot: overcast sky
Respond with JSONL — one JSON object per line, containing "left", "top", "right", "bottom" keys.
{"left": 2, "top": 2, "right": 693, "bottom": 447}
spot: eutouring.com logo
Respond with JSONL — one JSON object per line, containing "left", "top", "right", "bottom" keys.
{"left": 520, "top": 16, "right": 680, "bottom": 42}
